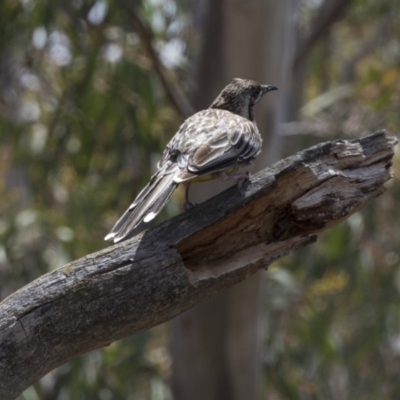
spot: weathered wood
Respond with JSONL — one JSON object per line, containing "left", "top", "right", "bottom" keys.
{"left": 0, "top": 131, "right": 396, "bottom": 399}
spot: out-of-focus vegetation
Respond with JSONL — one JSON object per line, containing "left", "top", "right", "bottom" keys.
{"left": 1, "top": 1, "right": 182, "bottom": 398}
{"left": 0, "top": 0, "right": 399, "bottom": 399}
{"left": 0, "top": 0, "right": 185, "bottom": 293}
{"left": 265, "top": 1, "right": 400, "bottom": 398}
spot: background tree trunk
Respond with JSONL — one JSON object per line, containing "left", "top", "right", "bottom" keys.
{"left": 170, "top": 1, "right": 296, "bottom": 399}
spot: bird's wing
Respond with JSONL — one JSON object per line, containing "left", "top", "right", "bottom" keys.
{"left": 188, "top": 118, "right": 260, "bottom": 174}
{"left": 165, "top": 110, "right": 262, "bottom": 179}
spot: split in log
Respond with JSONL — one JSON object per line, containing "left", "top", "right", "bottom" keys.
{"left": 0, "top": 131, "right": 397, "bottom": 400}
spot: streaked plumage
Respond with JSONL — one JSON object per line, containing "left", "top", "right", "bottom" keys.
{"left": 105, "top": 78, "right": 277, "bottom": 243}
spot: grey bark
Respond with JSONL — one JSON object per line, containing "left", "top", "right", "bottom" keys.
{"left": 0, "top": 131, "right": 396, "bottom": 400}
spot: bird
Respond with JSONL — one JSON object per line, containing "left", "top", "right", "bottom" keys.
{"left": 105, "top": 78, "right": 277, "bottom": 243}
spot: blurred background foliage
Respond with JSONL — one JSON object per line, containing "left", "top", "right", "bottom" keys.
{"left": 0, "top": 0, "right": 399, "bottom": 399}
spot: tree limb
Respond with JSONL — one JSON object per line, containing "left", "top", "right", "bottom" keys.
{"left": 293, "top": 0, "right": 350, "bottom": 72}
{"left": 0, "top": 131, "right": 396, "bottom": 400}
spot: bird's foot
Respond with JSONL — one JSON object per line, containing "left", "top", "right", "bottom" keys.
{"left": 236, "top": 172, "right": 250, "bottom": 195}
{"left": 183, "top": 200, "right": 197, "bottom": 211}
{"left": 218, "top": 171, "right": 250, "bottom": 194}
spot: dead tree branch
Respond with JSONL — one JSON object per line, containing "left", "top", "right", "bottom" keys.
{"left": 0, "top": 131, "right": 397, "bottom": 400}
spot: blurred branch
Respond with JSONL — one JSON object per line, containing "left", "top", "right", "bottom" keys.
{"left": 120, "top": 1, "right": 195, "bottom": 118}
{"left": 300, "top": 84, "right": 354, "bottom": 118}
{"left": 342, "top": 15, "right": 394, "bottom": 82}
{"left": 0, "top": 131, "right": 397, "bottom": 400}
{"left": 293, "top": 0, "right": 351, "bottom": 72}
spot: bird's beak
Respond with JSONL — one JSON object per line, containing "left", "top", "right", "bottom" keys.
{"left": 255, "top": 84, "right": 278, "bottom": 104}
{"left": 262, "top": 85, "right": 278, "bottom": 93}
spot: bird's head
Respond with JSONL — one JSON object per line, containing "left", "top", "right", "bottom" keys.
{"left": 210, "top": 78, "right": 278, "bottom": 121}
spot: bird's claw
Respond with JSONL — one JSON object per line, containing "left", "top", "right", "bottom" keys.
{"left": 183, "top": 201, "right": 197, "bottom": 211}
{"left": 236, "top": 172, "right": 250, "bottom": 195}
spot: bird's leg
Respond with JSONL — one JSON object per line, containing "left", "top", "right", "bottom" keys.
{"left": 183, "top": 181, "right": 197, "bottom": 211}
{"left": 218, "top": 171, "right": 250, "bottom": 182}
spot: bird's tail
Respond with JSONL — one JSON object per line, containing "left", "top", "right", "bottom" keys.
{"left": 105, "top": 171, "right": 178, "bottom": 243}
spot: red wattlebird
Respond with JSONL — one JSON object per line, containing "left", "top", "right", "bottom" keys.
{"left": 105, "top": 78, "right": 277, "bottom": 243}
